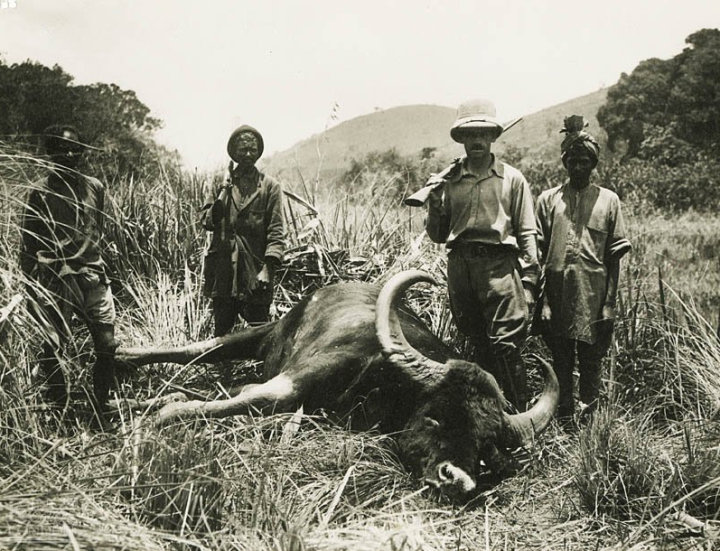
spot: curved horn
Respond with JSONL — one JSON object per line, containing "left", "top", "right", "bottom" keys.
{"left": 375, "top": 270, "right": 445, "bottom": 380}
{"left": 115, "top": 322, "right": 276, "bottom": 367}
{"left": 502, "top": 354, "right": 559, "bottom": 448}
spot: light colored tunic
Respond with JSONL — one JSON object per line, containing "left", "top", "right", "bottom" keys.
{"left": 536, "top": 183, "right": 631, "bottom": 343}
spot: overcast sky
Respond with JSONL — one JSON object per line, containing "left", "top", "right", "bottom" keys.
{"left": 1, "top": 0, "right": 719, "bottom": 170}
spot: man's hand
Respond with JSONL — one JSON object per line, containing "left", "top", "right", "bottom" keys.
{"left": 523, "top": 286, "right": 536, "bottom": 323}
{"left": 601, "top": 303, "right": 616, "bottom": 323}
{"left": 427, "top": 187, "right": 443, "bottom": 210}
{"left": 210, "top": 199, "right": 224, "bottom": 226}
{"left": 523, "top": 287, "right": 535, "bottom": 309}
{"left": 540, "top": 302, "right": 552, "bottom": 324}
{"left": 257, "top": 264, "right": 271, "bottom": 289}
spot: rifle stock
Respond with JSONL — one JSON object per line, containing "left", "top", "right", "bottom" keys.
{"left": 404, "top": 183, "right": 442, "bottom": 207}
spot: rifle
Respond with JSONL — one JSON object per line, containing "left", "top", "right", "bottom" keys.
{"left": 218, "top": 161, "right": 234, "bottom": 245}
{"left": 403, "top": 116, "right": 524, "bottom": 207}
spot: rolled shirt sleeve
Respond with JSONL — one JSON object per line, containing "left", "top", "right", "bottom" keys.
{"left": 425, "top": 187, "right": 451, "bottom": 244}
{"left": 511, "top": 173, "right": 539, "bottom": 288}
{"left": 606, "top": 195, "right": 632, "bottom": 262}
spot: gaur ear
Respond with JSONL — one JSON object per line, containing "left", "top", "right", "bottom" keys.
{"left": 424, "top": 416, "right": 441, "bottom": 429}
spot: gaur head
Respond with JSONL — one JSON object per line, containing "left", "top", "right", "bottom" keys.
{"left": 398, "top": 360, "right": 506, "bottom": 494}
{"left": 376, "top": 270, "right": 559, "bottom": 497}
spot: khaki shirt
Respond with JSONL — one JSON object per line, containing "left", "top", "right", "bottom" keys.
{"left": 536, "top": 183, "right": 631, "bottom": 343}
{"left": 426, "top": 156, "right": 539, "bottom": 287}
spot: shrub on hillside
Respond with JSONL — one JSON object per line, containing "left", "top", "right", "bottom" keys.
{"left": 598, "top": 28, "right": 720, "bottom": 158}
{"left": 601, "top": 156, "right": 720, "bottom": 213}
{"left": 516, "top": 154, "right": 720, "bottom": 213}
{"left": 341, "top": 148, "right": 447, "bottom": 202}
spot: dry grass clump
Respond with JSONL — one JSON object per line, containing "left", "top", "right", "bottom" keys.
{"left": 678, "top": 423, "right": 720, "bottom": 520}
{"left": 570, "top": 281, "right": 720, "bottom": 545}
{"left": 0, "top": 486, "right": 188, "bottom": 550}
{"left": 116, "top": 414, "right": 421, "bottom": 542}
{"left": 574, "top": 408, "right": 675, "bottom": 521}
{"left": 613, "top": 277, "right": 720, "bottom": 424}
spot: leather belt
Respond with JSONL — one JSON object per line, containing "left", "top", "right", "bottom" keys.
{"left": 450, "top": 242, "right": 511, "bottom": 257}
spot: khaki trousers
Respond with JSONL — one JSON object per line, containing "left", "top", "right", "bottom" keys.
{"left": 447, "top": 247, "right": 530, "bottom": 409}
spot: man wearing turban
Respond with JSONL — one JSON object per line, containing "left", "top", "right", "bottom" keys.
{"left": 535, "top": 116, "right": 632, "bottom": 423}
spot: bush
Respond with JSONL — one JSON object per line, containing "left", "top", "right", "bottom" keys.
{"left": 574, "top": 408, "right": 675, "bottom": 521}
{"left": 341, "top": 148, "right": 448, "bottom": 203}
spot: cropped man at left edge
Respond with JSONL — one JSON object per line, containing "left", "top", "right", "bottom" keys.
{"left": 21, "top": 125, "right": 119, "bottom": 424}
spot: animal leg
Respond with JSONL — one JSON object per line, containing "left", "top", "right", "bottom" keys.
{"left": 115, "top": 322, "right": 276, "bottom": 368}
{"left": 107, "top": 391, "right": 188, "bottom": 413}
{"left": 153, "top": 374, "right": 297, "bottom": 426}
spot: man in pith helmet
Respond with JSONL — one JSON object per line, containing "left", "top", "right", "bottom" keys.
{"left": 200, "top": 125, "right": 286, "bottom": 344}
{"left": 425, "top": 99, "right": 539, "bottom": 411}
{"left": 535, "top": 115, "right": 631, "bottom": 423}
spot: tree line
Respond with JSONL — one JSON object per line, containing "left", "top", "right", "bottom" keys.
{"left": 0, "top": 56, "right": 178, "bottom": 183}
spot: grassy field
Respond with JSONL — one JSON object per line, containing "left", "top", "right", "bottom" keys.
{"left": 1, "top": 150, "right": 718, "bottom": 550}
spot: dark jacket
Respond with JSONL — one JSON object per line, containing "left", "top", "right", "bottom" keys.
{"left": 20, "top": 172, "right": 108, "bottom": 282}
{"left": 200, "top": 166, "right": 285, "bottom": 303}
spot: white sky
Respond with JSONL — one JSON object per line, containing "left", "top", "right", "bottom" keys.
{"left": 1, "top": 0, "right": 719, "bottom": 170}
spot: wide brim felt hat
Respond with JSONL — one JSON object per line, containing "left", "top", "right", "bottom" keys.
{"left": 43, "top": 125, "right": 103, "bottom": 152}
{"left": 227, "top": 125, "right": 265, "bottom": 162}
{"left": 450, "top": 99, "right": 504, "bottom": 142}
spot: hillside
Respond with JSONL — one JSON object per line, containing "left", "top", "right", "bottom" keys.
{"left": 264, "top": 88, "right": 609, "bottom": 183}
{"left": 264, "top": 104, "right": 460, "bottom": 182}
{"left": 502, "top": 87, "right": 609, "bottom": 160}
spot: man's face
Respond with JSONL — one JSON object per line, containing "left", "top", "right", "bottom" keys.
{"left": 49, "top": 130, "right": 84, "bottom": 169}
{"left": 230, "top": 133, "right": 260, "bottom": 168}
{"left": 457, "top": 128, "right": 497, "bottom": 160}
{"left": 564, "top": 150, "right": 595, "bottom": 184}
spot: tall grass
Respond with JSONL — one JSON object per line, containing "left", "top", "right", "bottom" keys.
{"left": 1, "top": 143, "right": 719, "bottom": 549}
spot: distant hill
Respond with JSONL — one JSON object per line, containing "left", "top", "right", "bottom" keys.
{"left": 264, "top": 88, "right": 609, "bottom": 183}
{"left": 502, "top": 88, "right": 609, "bottom": 161}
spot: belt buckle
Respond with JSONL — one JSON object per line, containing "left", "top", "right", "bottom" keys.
{"left": 473, "top": 244, "right": 489, "bottom": 257}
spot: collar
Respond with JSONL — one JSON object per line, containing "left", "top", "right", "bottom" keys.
{"left": 231, "top": 165, "right": 260, "bottom": 184}
{"left": 48, "top": 170, "right": 83, "bottom": 190}
{"left": 460, "top": 154, "right": 504, "bottom": 180}
{"left": 564, "top": 181, "right": 596, "bottom": 193}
